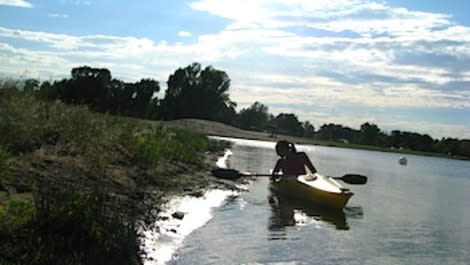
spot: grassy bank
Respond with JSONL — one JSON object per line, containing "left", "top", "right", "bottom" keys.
{"left": 0, "top": 91, "right": 232, "bottom": 265}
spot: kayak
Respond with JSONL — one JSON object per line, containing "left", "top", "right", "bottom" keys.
{"left": 269, "top": 173, "right": 354, "bottom": 209}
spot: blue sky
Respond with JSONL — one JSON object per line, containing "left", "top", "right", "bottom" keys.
{"left": 0, "top": 0, "right": 469, "bottom": 139}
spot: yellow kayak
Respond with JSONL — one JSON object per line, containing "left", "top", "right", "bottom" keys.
{"left": 270, "top": 173, "right": 354, "bottom": 209}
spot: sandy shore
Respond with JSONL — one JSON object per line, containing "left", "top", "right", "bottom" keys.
{"left": 165, "top": 118, "right": 315, "bottom": 145}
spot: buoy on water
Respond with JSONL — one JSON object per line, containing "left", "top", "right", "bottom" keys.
{"left": 399, "top": 156, "right": 407, "bottom": 165}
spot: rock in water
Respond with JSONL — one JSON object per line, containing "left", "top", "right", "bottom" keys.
{"left": 172, "top": 211, "right": 185, "bottom": 220}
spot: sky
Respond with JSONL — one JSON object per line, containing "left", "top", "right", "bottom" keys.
{"left": 0, "top": 0, "right": 469, "bottom": 140}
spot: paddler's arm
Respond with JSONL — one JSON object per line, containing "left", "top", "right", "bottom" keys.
{"left": 271, "top": 159, "right": 282, "bottom": 181}
{"left": 300, "top": 152, "right": 317, "bottom": 174}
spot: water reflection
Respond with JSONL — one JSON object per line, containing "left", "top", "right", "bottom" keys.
{"left": 230, "top": 145, "right": 274, "bottom": 173}
{"left": 267, "top": 189, "right": 363, "bottom": 235}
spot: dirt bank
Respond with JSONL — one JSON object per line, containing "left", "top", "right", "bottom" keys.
{"left": 165, "top": 118, "right": 315, "bottom": 145}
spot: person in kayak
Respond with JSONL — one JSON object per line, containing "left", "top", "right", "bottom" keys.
{"left": 272, "top": 140, "right": 317, "bottom": 179}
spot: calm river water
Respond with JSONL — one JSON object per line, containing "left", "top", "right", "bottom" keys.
{"left": 156, "top": 137, "right": 470, "bottom": 265}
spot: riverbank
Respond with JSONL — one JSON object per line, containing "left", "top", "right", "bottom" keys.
{"left": 0, "top": 93, "right": 240, "bottom": 265}
{"left": 165, "top": 118, "right": 312, "bottom": 145}
{"left": 165, "top": 118, "right": 468, "bottom": 160}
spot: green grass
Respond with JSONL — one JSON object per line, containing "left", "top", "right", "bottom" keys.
{"left": 0, "top": 89, "right": 221, "bottom": 264}
{"left": 0, "top": 91, "right": 215, "bottom": 166}
{"left": 0, "top": 145, "right": 9, "bottom": 164}
{"left": 0, "top": 145, "right": 9, "bottom": 179}
{"left": 0, "top": 198, "right": 35, "bottom": 233}
{"left": 130, "top": 125, "right": 210, "bottom": 165}
{"left": 0, "top": 188, "right": 140, "bottom": 265}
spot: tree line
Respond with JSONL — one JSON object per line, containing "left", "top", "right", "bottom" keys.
{"left": 234, "top": 102, "right": 469, "bottom": 158}
{"left": 1, "top": 63, "right": 468, "bottom": 159}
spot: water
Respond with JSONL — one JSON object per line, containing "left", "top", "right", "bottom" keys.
{"left": 148, "top": 137, "right": 470, "bottom": 265}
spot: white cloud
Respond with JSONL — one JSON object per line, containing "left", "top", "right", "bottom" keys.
{"left": 59, "top": 0, "right": 92, "bottom": 6}
{"left": 0, "top": 43, "right": 72, "bottom": 79}
{"left": 231, "top": 72, "right": 469, "bottom": 110}
{"left": 190, "top": 0, "right": 451, "bottom": 36}
{"left": 0, "top": 0, "right": 32, "bottom": 7}
{"left": 48, "top": 13, "right": 70, "bottom": 19}
{"left": 178, "top": 31, "right": 192, "bottom": 37}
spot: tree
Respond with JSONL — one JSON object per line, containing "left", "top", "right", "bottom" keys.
{"left": 272, "top": 113, "right": 304, "bottom": 136}
{"left": 63, "top": 66, "right": 113, "bottom": 112}
{"left": 359, "top": 122, "right": 381, "bottom": 145}
{"left": 43, "top": 66, "right": 160, "bottom": 119}
{"left": 388, "top": 130, "right": 435, "bottom": 152}
{"left": 317, "top": 123, "right": 355, "bottom": 142}
{"left": 388, "top": 130, "right": 404, "bottom": 148}
{"left": 237, "top": 102, "right": 269, "bottom": 131}
{"left": 38, "top": 81, "right": 59, "bottom": 100}
{"left": 435, "top": 137, "right": 460, "bottom": 155}
{"left": 456, "top": 140, "right": 470, "bottom": 157}
{"left": 126, "top": 79, "right": 160, "bottom": 117}
{"left": 159, "top": 62, "right": 235, "bottom": 123}
{"left": 108, "top": 79, "right": 128, "bottom": 114}
{"left": 24, "top": 79, "right": 39, "bottom": 94}
{"left": 303, "top": 121, "right": 315, "bottom": 139}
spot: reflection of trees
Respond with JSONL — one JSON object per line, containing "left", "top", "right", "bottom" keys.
{"left": 268, "top": 190, "right": 361, "bottom": 232}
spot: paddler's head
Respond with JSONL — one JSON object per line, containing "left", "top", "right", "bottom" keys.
{"left": 275, "top": 140, "right": 290, "bottom": 157}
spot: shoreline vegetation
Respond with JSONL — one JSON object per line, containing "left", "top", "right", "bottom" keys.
{"left": 2, "top": 63, "right": 468, "bottom": 161}
{"left": 165, "top": 118, "right": 470, "bottom": 161}
{"left": 0, "top": 92, "right": 238, "bottom": 265}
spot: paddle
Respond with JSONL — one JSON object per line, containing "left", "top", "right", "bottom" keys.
{"left": 211, "top": 168, "right": 367, "bottom": 185}
{"left": 334, "top": 174, "right": 367, "bottom": 185}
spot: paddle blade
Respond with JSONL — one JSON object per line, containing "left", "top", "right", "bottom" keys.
{"left": 338, "top": 174, "right": 367, "bottom": 184}
{"left": 211, "top": 168, "right": 243, "bottom": 180}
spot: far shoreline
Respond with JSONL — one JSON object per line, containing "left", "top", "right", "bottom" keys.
{"left": 165, "top": 118, "right": 470, "bottom": 161}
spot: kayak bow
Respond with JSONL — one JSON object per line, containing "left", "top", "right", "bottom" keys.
{"left": 270, "top": 173, "right": 353, "bottom": 209}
